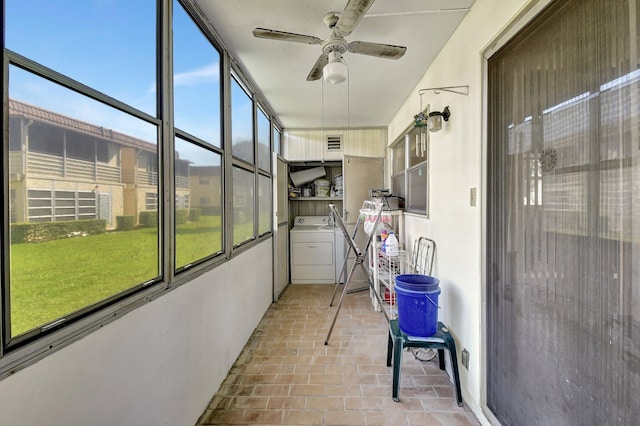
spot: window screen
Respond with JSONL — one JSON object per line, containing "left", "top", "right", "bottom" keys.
{"left": 232, "top": 166, "right": 255, "bottom": 245}
{"left": 174, "top": 137, "right": 223, "bottom": 269}
{"left": 173, "top": 0, "right": 221, "bottom": 146}
{"left": 7, "top": 68, "right": 159, "bottom": 340}
{"left": 231, "top": 78, "right": 254, "bottom": 164}
{"left": 257, "top": 107, "right": 270, "bottom": 172}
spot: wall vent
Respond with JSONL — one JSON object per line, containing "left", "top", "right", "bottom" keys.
{"left": 326, "top": 135, "right": 342, "bottom": 152}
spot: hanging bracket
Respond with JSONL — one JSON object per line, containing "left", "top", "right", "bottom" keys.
{"left": 419, "top": 85, "right": 469, "bottom": 96}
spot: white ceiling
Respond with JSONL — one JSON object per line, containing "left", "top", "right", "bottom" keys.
{"left": 194, "top": 0, "right": 475, "bottom": 129}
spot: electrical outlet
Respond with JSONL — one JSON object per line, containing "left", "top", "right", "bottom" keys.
{"left": 470, "top": 187, "right": 477, "bottom": 206}
{"left": 461, "top": 348, "right": 470, "bottom": 369}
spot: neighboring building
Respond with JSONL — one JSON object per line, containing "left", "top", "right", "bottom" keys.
{"left": 8, "top": 99, "right": 190, "bottom": 228}
{"left": 188, "top": 165, "right": 222, "bottom": 214}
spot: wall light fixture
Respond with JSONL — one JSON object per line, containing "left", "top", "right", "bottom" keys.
{"left": 415, "top": 85, "right": 469, "bottom": 133}
{"left": 427, "top": 107, "right": 450, "bottom": 132}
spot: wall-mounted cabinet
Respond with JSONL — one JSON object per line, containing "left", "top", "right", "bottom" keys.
{"left": 283, "top": 128, "right": 387, "bottom": 162}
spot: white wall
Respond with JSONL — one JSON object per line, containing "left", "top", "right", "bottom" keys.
{"left": 284, "top": 127, "right": 387, "bottom": 161}
{"left": 387, "top": 0, "right": 540, "bottom": 423}
{"left": 0, "top": 240, "right": 273, "bottom": 426}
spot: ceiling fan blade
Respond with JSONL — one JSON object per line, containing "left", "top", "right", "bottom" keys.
{"left": 334, "top": 0, "right": 376, "bottom": 37}
{"left": 252, "top": 28, "right": 322, "bottom": 45}
{"left": 306, "top": 53, "right": 329, "bottom": 81}
{"left": 348, "top": 41, "right": 407, "bottom": 59}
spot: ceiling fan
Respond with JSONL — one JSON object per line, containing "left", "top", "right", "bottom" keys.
{"left": 252, "top": 0, "right": 407, "bottom": 84}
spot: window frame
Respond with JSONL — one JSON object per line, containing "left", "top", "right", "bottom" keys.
{"left": 173, "top": 135, "right": 224, "bottom": 272}
{"left": 228, "top": 69, "right": 274, "bottom": 251}
{"left": 230, "top": 75, "right": 255, "bottom": 166}
{"left": 257, "top": 171, "right": 272, "bottom": 237}
{"left": 3, "top": 52, "right": 165, "bottom": 350}
{"left": 0, "top": 0, "right": 276, "bottom": 377}
{"left": 172, "top": 0, "right": 225, "bottom": 273}
{"left": 256, "top": 103, "right": 271, "bottom": 173}
{"left": 390, "top": 127, "right": 429, "bottom": 216}
{"left": 272, "top": 125, "right": 282, "bottom": 157}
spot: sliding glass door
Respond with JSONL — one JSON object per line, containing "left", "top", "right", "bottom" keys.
{"left": 487, "top": 0, "right": 640, "bottom": 423}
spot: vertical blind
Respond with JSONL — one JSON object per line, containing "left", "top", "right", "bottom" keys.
{"left": 487, "top": 0, "right": 640, "bottom": 424}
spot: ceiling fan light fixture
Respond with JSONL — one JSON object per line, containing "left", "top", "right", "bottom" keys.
{"left": 253, "top": 1, "right": 407, "bottom": 85}
{"left": 323, "top": 59, "right": 348, "bottom": 84}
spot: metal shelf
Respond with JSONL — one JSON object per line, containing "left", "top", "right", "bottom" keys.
{"left": 368, "top": 240, "right": 410, "bottom": 319}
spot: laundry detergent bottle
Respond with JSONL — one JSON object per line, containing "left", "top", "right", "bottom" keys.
{"left": 384, "top": 232, "right": 399, "bottom": 256}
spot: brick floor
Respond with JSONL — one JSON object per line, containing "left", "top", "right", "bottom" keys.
{"left": 196, "top": 284, "right": 479, "bottom": 426}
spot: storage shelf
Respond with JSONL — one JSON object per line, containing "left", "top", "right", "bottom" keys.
{"left": 368, "top": 241, "right": 410, "bottom": 319}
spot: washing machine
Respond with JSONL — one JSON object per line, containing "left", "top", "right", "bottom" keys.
{"left": 290, "top": 216, "right": 337, "bottom": 284}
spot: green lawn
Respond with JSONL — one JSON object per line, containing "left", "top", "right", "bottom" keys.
{"left": 175, "top": 215, "right": 222, "bottom": 267}
{"left": 10, "top": 216, "right": 222, "bottom": 337}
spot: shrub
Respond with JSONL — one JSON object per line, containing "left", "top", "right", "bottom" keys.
{"left": 139, "top": 211, "right": 158, "bottom": 228}
{"left": 176, "top": 209, "right": 189, "bottom": 225}
{"left": 10, "top": 219, "right": 107, "bottom": 244}
{"left": 10, "top": 223, "right": 30, "bottom": 244}
{"left": 116, "top": 216, "right": 135, "bottom": 231}
{"left": 200, "top": 206, "right": 221, "bottom": 216}
{"left": 188, "top": 207, "right": 201, "bottom": 222}
{"left": 82, "top": 220, "right": 107, "bottom": 235}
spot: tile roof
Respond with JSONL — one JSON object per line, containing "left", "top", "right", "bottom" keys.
{"left": 9, "top": 98, "right": 157, "bottom": 153}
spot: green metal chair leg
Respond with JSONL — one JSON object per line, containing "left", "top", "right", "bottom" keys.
{"left": 391, "top": 333, "right": 403, "bottom": 402}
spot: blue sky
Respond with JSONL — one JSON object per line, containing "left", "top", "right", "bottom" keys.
{"left": 5, "top": 0, "right": 253, "bottom": 166}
